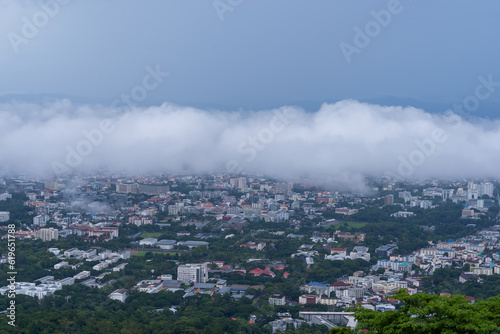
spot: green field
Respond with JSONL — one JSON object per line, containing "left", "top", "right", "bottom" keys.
{"left": 140, "top": 232, "right": 163, "bottom": 238}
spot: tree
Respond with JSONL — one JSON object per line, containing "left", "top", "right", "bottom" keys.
{"left": 335, "top": 290, "right": 500, "bottom": 334}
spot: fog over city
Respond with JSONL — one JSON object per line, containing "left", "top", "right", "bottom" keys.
{"left": 0, "top": 99, "right": 498, "bottom": 189}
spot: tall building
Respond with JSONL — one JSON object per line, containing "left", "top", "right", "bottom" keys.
{"left": 177, "top": 263, "right": 208, "bottom": 283}
{"left": 479, "top": 182, "right": 494, "bottom": 198}
{"left": 230, "top": 177, "right": 247, "bottom": 190}
{"left": 35, "top": 228, "right": 59, "bottom": 241}
{"left": 385, "top": 195, "right": 394, "bottom": 205}
{"left": 33, "top": 214, "right": 50, "bottom": 226}
{"left": 0, "top": 212, "right": 10, "bottom": 223}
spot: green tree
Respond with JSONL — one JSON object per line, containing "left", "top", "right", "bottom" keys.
{"left": 337, "top": 291, "right": 500, "bottom": 334}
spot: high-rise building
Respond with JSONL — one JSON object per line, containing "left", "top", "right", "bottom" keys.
{"left": 33, "top": 214, "right": 50, "bottom": 226}
{"left": 177, "top": 263, "right": 208, "bottom": 283}
{"left": 479, "top": 182, "right": 494, "bottom": 198}
{"left": 230, "top": 177, "right": 247, "bottom": 189}
{"left": 385, "top": 195, "right": 394, "bottom": 205}
{"left": 35, "top": 228, "right": 59, "bottom": 241}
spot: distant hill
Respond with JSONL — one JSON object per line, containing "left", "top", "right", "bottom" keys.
{"left": 1, "top": 93, "right": 499, "bottom": 119}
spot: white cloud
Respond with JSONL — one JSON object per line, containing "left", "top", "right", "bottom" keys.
{"left": 0, "top": 99, "right": 499, "bottom": 189}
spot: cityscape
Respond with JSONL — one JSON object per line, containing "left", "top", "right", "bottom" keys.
{"left": 1, "top": 174, "right": 500, "bottom": 332}
{"left": 2, "top": 0, "right": 500, "bottom": 333}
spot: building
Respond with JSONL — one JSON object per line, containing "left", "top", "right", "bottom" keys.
{"left": 299, "top": 294, "right": 319, "bottom": 305}
{"left": 156, "top": 240, "right": 177, "bottom": 250}
{"left": 0, "top": 193, "right": 12, "bottom": 201}
{"left": 139, "top": 238, "right": 158, "bottom": 246}
{"left": 54, "top": 261, "right": 69, "bottom": 270}
{"left": 57, "top": 277, "right": 75, "bottom": 286}
{"left": 375, "top": 244, "right": 398, "bottom": 257}
{"left": 335, "top": 208, "right": 359, "bottom": 216}
{"left": 138, "top": 184, "right": 170, "bottom": 195}
{"left": 0, "top": 211, "right": 10, "bottom": 222}
{"left": 33, "top": 214, "right": 50, "bottom": 226}
{"left": 241, "top": 241, "right": 266, "bottom": 251}
{"left": 177, "top": 241, "right": 209, "bottom": 249}
{"left": 116, "top": 183, "right": 139, "bottom": 194}
{"left": 35, "top": 228, "right": 58, "bottom": 241}
{"left": 385, "top": 195, "right": 394, "bottom": 205}
{"left": 109, "top": 289, "right": 129, "bottom": 302}
{"left": 230, "top": 177, "right": 247, "bottom": 189}
{"left": 177, "top": 263, "right": 208, "bottom": 283}
{"left": 64, "top": 248, "right": 81, "bottom": 258}
{"left": 391, "top": 211, "right": 416, "bottom": 218}
{"left": 331, "top": 248, "right": 347, "bottom": 256}
{"left": 82, "top": 249, "right": 97, "bottom": 259}
{"left": 336, "top": 232, "right": 365, "bottom": 242}
{"left": 0, "top": 282, "right": 62, "bottom": 299}
{"left": 88, "top": 227, "right": 119, "bottom": 239}
{"left": 74, "top": 271, "right": 91, "bottom": 280}
{"left": 479, "top": 182, "right": 494, "bottom": 197}
{"left": 269, "top": 294, "right": 286, "bottom": 306}
{"left": 93, "top": 262, "right": 109, "bottom": 271}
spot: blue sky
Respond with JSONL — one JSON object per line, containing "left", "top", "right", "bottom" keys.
{"left": 1, "top": 0, "right": 500, "bottom": 109}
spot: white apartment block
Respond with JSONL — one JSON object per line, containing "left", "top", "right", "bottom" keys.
{"left": 35, "top": 228, "right": 58, "bottom": 241}
{"left": 177, "top": 263, "right": 208, "bottom": 283}
{"left": 33, "top": 214, "right": 50, "bottom": 226}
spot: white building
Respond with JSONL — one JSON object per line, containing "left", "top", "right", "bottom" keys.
{"left": 177, "top": 263, "right": 208, "bottom": 283}
{"left": 0, "top": 211, "right": 10, "bottom": 222}
{"left": 35, "top": 228, "right": 58, "bottom": 241}
{"left": 391, "top": 211, "right": 416, "bottom": 218}
{"left": 54, "top": 261, "right": 69, "bottom": 269}
{"left": 269, "top": 294, "right": 286, "bottom": 306}
{"left": 0, "top": 193, "right": 12, "bottom": 201}
{"left": 0, "top": 282, "right": 62, "bottom": 299}
{"left": 93, "top": 262, "right": 109, "bottom": 271}
{"left": 113, "top": 263, "right": 128, "bottom": 272}
{"left": 74, "top": 271, "right": 91, "bottom": 280}
{"left": 139, "top": 238, "right": 157, "bottom": 246}
{"left": 33, "top": 214, "right": 50, "bottom": 226}
{"left": 109, "top": 289, "right": 128, "bottom": 302}
{"left": 64, "top": 248, "right": 81, "bottom": 258}
{"left": 479, "top": 182, "right": 494, "bottom": 197}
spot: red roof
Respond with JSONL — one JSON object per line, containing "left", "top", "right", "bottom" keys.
{"left": 249, "top": 267, "right": 275, "bottom": 277}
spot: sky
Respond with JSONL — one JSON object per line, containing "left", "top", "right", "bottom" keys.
{"left": 0, "top": 0, "right": 500, "bottom": 187}
{"left": 1, "top": 0, "right": 499, "bottom": 108}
